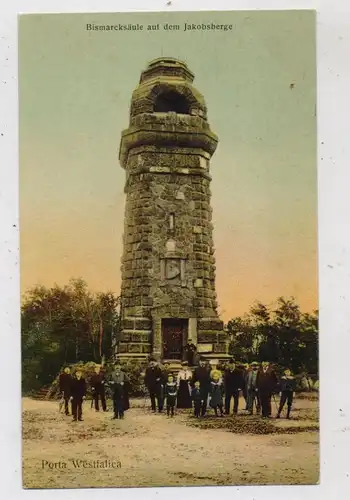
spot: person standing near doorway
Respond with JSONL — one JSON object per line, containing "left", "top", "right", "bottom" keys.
{"left": 183, "top": 338, "right": 197, "bottom": 366}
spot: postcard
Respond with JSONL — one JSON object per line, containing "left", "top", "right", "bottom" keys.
{"left": 19, "top": 9, "right": 318, "bottom": 489}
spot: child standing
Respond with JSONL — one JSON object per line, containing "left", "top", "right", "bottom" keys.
{"left": 276, "top": 369, "right": 296, "bottom": 419}
{"left": 209, "top": 372, "right": 224, "bottom": 417}
{"left": 191, "top": 381, "right": 203, "bottom": 418}
{"left": 164, "top": 374, "right": 177, "bottom": 417}
{"left": 70, "top": 370, "right": 86, "bottom": 422}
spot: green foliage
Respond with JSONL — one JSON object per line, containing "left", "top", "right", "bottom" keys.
{"left": 227, "top": 296, "right": 318, "bottom": 375}
{"left": 22, "top": 279, "right": 121, "bottom": 394}
{"left": 22, "top": 281, "right": 318, "bottom": 395}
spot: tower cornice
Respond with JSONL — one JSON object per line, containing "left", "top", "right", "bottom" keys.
{"left": 119, "top": 125, "right": 218, "bottom": 168}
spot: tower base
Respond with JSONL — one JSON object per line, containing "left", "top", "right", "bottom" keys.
{"left": 116, "top": 315, "right": 228, "bottom": 362}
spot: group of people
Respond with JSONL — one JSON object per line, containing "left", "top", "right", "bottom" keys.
{"left": 144, "top": 357, "right": 297, "bottom": 420}
{"left": 59, "top": 362, "right": 130, "bottom": 422}
{"left": 58, "top": 356, "right": 297, "bottom": 423}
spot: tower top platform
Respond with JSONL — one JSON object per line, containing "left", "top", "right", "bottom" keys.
{"left": 119, "top": 57, "right": 218, "bottom": 167}
{"left": 139, "top": 57, "right": 195, "bottom": 84}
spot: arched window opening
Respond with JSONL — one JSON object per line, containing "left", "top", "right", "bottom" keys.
{"left": 154, "top": 91, "right": 190, "bottom": 114}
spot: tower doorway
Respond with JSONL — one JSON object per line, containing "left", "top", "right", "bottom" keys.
{"left": 162, "top": 318, "right": 188, "bottom": 360}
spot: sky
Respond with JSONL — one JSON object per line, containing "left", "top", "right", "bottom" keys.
{"left": 19, "top": 10, "right": 317, "bottom": 321}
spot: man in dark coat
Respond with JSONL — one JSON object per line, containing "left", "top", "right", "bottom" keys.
{"left": 191, "top": 357, "right": 211, "bottom": 416}
{"left": 144, "top": 359, "right": 163, "bottom": 412}
{"left": 256, "top": 361, "right": 278, "bottom": 418}
{"left": 238, "top": 362, "right": 249, "bottom": 410}
{"left": 276, "top": 368, "right": 297, "bottom": 419}
{"left": 183, "top": 339, "right": 197, "bottom": 366}
{"left": 246, "top": 361, "right": 261, "bottom": 415}
{"left": 90, "top": 364, "right": 107, "bottom": 412}
{"left": 109, "top": 361, "right": 130, "bottom": 419}
{"left": 59, "top": 367, "right": 72, "bottom": 416}
{"left": 224, "top": 360, "right": 244, "bottom": 415}
{"left": 70, "top": 370, "right": 86, "bottom": 422}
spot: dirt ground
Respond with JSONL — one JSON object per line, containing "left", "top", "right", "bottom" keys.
{"left": 22, "top": 395, "right": 319, "bottom": 489}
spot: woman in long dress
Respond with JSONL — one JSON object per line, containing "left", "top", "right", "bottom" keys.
{"left": 176, "top": 361, "right": 192, "bottom": 408}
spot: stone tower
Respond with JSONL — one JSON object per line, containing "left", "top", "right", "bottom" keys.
{"left": 117, "top": 57, "right": 227, "bottom": 361}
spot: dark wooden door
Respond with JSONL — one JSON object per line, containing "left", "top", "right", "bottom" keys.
{"left": 162, "top": 319, "right": 187, "bottom": 360}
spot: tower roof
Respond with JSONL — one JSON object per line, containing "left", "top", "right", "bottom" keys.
{"left": 139, "top": 57, "right": 195, "bottom": 84}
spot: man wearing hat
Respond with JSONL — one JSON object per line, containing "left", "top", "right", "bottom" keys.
{"left": 246, "top": 361, "right": 261, "bottom": 415}
{"left": 256, "top": 361, "right": 278, "bottom": 418}
{"left": 224, "top": 359, "right": 244, "bottom": 415}
{"left": 191, "top": 357, "right": 211, "bottom": 416}
{"left": 144, "top": 358, "right": 164, "bottom": 412}
{"left": 109, "top": 361, "right": 130, "bottom": 419}
{"left": 209, "top": 360, "right": 223, "bottom": 381}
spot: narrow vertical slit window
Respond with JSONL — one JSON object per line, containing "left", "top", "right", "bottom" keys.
{"left": 169, "top": 213, "right": 175, "bottom": 231}
{"left": 160, "top": 259, "right": 165, "bottom": 281}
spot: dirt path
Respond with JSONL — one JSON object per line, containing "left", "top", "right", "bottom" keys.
{"left": 22, "top": 397, "right": 319, "bottom": 488}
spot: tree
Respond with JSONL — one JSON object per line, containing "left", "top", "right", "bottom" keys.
{"left": 21, "top": 279, "right": 120, "bottom": 393}
{"left": 226, "top": 315, "right": 257, "bottom": 362}
{"left": 226, "top": 297, "right": 318, "bottom": 374}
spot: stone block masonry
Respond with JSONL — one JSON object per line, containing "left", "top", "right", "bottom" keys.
{"left": 116, "top": 57, "right": 228, "bottom": 360}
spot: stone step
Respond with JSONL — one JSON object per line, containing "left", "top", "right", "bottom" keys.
{"left": 31, "top": 386, "right": 51, "bottom": 400}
